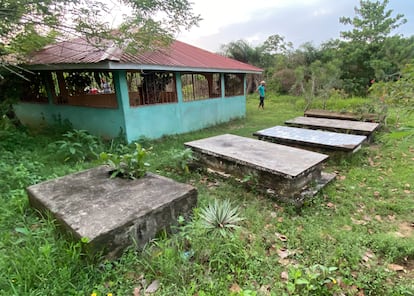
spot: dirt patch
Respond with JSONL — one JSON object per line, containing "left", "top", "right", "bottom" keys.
{"left": 396, "top": 258, "right": 414, "bottom": 279}
{"left": 394, "top": 222, "right": 414, "bottom": 238}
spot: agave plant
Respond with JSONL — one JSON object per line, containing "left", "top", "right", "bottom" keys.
{"left": 199, "top": 199, "right": 245, "bottom": 237}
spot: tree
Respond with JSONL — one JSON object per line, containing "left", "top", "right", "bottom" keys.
{"left": 339, "top": 0, "right": 406, "bottom": 43}
{"left": 220, "top": 40, "right": 262, "bottom": 65}
{"left": 220, "top": 40, "right": 264, "bottom": 93}
{"left": 262, "top": 34, "right": 293, "bottom": 55}
{"left": 338, "top": 0, "right": 407, "bottom": 96}
{"left": 0, "top": 0, "right": 200, "bottom": 68}
{"left": 292, "top": 59, "right": 342, "bottom": 110}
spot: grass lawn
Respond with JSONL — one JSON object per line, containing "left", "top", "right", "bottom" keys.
{"left": 0, "top": 94, "right": 413, "bottom": 295}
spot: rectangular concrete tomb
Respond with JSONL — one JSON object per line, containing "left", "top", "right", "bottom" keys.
{"left": 285, "top": 116, "right": 380, "bottom": 136}
{"left": 304, "top": 109, "right": 380, "bottom": 122}
{"left": 185, "top": 134, "right": 331, "bottom": 201}
{"left": 27, "top": 165, "right": 197, "bottom": 256}
{"left": 254, "top": 125, "right": 367, "bottom": 153}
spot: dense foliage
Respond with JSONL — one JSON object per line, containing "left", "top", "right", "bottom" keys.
{"left": 1, "top": 94, "right": 413, "bottom": 295}
{"left": 221, "top": 0, "right": 414, "bottom": 97}
{"left": 0, "top": 0, "right": 200, "bottom": 68}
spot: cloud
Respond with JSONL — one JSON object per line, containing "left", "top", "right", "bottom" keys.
{"left": 178, "top": 0, "right": 414, "bottom": 52}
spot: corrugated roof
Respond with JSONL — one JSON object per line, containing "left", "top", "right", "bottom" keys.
{"left": 27, "top": 38, "right": 262, "bottom": 73}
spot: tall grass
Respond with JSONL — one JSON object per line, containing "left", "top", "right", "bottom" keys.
{"left": 0, "top": 94, "right": 413, "bottom": 295}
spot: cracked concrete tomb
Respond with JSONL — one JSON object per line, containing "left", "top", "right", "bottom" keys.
{"left": 27, "top": 165, "right": 197, "bottom": 256}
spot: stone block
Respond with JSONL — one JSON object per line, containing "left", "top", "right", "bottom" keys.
{"left": 185, "top": 134, "right": 332, "bottom": 204}
{"left": 27, "top": 166, "right": 197, "bottom": 256}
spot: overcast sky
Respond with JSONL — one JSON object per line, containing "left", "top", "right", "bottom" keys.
{"left": 175, "top": 0, "right": 414, "bottom": 52}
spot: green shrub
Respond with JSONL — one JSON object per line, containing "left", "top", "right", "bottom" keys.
{"left": 167, "top": 148, "right": 197, "bottom": 174}
{"left": 99, "top": 142, "right": 150, "bottom": 179}
{"left": 50, "top": 129, "right": 101, "bottom": 162}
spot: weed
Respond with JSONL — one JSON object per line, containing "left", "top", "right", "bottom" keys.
{"left": 50, "top": 129, "right": 102, "bottom": 162}
{"left": 100, "top": 142, "right": 150, "bottom": 179}
{"left": 285, "top": 264, "right": 338, "bottom": 295}
{"left": 167, "top": 147, "right": 197, "bottom": 174}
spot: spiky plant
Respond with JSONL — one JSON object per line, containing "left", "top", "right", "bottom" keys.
{"left": 199, "top": 199, "right": 244, "bottom": 237}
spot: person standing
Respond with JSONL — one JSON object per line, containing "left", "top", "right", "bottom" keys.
{"left": 257, "top": 80, "right": 266, "bottom": 109}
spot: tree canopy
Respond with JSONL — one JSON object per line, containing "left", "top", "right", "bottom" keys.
{"left": 221, "top": 0, "right": 413, "bottom": 97}
{"left": 0, "top": 0, "right": 200, "bottom": 66}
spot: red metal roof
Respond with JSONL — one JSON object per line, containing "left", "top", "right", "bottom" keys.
{"left": 27, "top": 38, "right": 262, "bottom": 73}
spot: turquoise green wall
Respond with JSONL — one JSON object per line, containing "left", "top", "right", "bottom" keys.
{"left": 123, "top": 73, "right": 246, "bottom": 142}
{"left": 14, "top": 103, "right": 126, "bottom": 139}
{"left": 14, "top": 70, "right": 246, "bottom": 142}
{"left": 124, "top": 96, "right": 245, "bottom": 142}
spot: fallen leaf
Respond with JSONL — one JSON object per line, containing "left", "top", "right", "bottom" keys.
{"left": 145, "top": 280, "right": 160, "bottom": 294}
{"left": 366, "top": 252, "right": 375, "bottom": 258}
{"left": 373, "top": 191, "right": 380, "bottom": 197}
{"left": 374, "top": 215, "right": 382, "bottom": 222}
{"left": 363, "top": 250, "right": 375, "bottom": 262}
{"left": 387, "top": 263, "right": 405, "bottom": 272}
{"left": 264, "top": 224, "right": 272, "bottom": 229}
{"left": 229, "top": 283, "right": 241, "bottom": 293}
{"left": 388, "top": 215, "right": 396, "bottom": 221}
{"left": 326, "top": 202, "right": 335, "bottom": 208}
{"left": 278, "top": 258, "right": 293, "bottom": 266}
{"left": 259, "top": 285, "right": 271, "bottom": 295}
{"left": 394, "top": 232, "right": 405, "bottom": 238}
{"left": 270, "top": 212, "right": 277, "bottom": 218}
{"left": 404, "top": 190, "right": 411, "bottom": 194}
{"left": 134, "top": 287, "right": 141, "bottom": 296}
{"left": 342, "top": 225, "right": 352, "bottom": 231}
{"left": 276, "top": 233, "right": 288, "bottom": 242}
{"left": 281, "top": 271, "right": 289, "bottom": 281}
{"left": 368, "top": 157, "right": 375, "bottom": 167}
{"left": 277, "top": 247, "right": 290, "bottom": 259}
{"left": 277, "top": 217, "right": 284, "bottom": 223}
{"left": 351, "top": 217, "right": 367, "bottom": 225}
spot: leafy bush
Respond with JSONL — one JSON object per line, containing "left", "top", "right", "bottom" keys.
{"left": 286, "top": 264, "right": 338, "bottom": 295}
{"left": 50, "top": 129, "right": 101, "bottom": 162}
{"left": 99, "top": 142, "right": 150, "bottom": 179}
{"left": 369, "top": 64, "right": 414, "bottom": 112}
{"left": 167, "top": 148, "right": 196, "bottom": 173}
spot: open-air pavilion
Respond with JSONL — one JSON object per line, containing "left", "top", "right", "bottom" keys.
{"left": 14, "top": 38, "right": 262, "bottom": 142}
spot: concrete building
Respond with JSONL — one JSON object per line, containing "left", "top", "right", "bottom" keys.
{"left": 15, "top": 38, "right": 262, "bottom": 142}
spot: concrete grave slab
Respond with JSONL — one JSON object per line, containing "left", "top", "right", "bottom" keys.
{"left": 304, "top": 109, "right": 380, "bottom": 122}
{"left": 285, "top": 116, "right": 380, "bottom": 137}
{"left": 185, "top": 134, "right": 333, "bottom": 205}
{"left": 27, "top": 165, "right": 197, "bottom": 256}
{"left": 254, "top": 125, "right": 367, "bottom": 153}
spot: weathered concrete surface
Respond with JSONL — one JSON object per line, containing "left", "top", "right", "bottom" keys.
{"left": 27, "top": 165, "right": 197, "bottom": 256}
{"left": 304, "top": 109, "right": 381, "bottom": 122}
{"left": 285, "top": 116, "right": 380, "bottom": 136}
{"left": 185, "top": 134, "right": 331, "bottom": 202}
{"left": 254, "top": 125, "right": 367, "bottom": 153}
